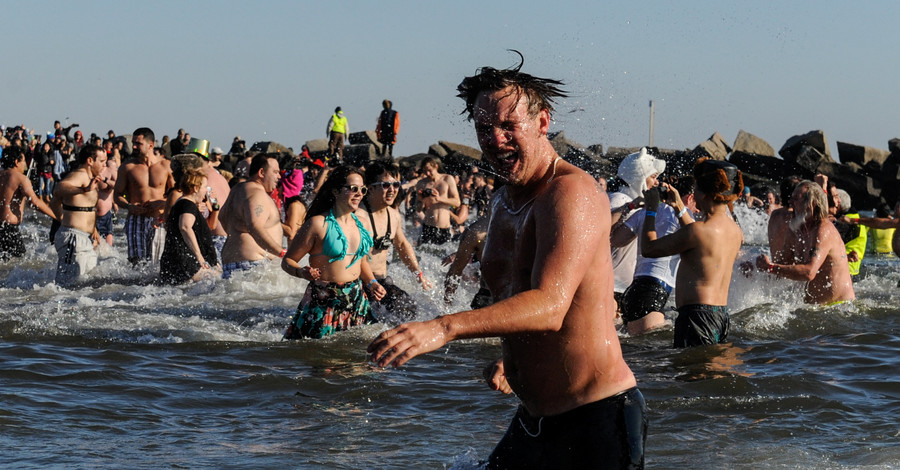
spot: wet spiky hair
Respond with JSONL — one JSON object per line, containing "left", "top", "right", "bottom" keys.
{"left": 457, "top": 50, "right": 568, "bottom": 120}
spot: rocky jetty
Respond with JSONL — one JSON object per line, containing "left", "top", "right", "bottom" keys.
{"left": 224, "top": 126, "right": 897, "bottom": 211}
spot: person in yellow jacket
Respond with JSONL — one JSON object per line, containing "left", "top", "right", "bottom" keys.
{"left": 326, "top": 106, "right": 348, "bottom": 162}
{"left": 847, "top": 203, "right": 900, "bottom": 261}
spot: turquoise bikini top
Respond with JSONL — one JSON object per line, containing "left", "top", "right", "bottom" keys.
{"left": 316, "top": 209, "right": 373, "bottom": 268}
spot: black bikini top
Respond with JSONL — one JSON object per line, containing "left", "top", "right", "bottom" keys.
{"left": 62, "top": 203, "right": 96, "bottom": 212}
{"left": 365, "top": 204, "right": 392, "bottom": 251}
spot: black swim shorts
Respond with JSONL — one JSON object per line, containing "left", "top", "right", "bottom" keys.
{"left": 419, "top": 224, "right": 452, "bottom": 246}
{"left": 487, "top": 387, "right": 647, "bottom": 469}
{"left": 621, "top": 276, "right": 671, "bottom": 324}
{"left": 0, "top": 222, "right": 26, "bottom": 260}
{"left": 371, "top": 276, "right": 417, "bottom": 324}
{"left": 673, "top": 304, "right": 730, "bottom": 348}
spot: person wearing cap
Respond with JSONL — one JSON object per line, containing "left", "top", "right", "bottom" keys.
{"left": 756, "top": 180, "right": 856, "bottom": 304}
{"left": 639, "top": 158, "right": 744, "bottom": 347}
{"left": 326, "top": 106, "right": 349, "bottom": 162}
{"left": 114, "top": 127, "right": 174, "bottom": 265}
{"left": 608, "top": 147, "right": 666, "bottom": 322}
{"left": 183, "top": 139, "right": 231, "bottom": 264}
{"left": 611, "top": 148, "right": 689, "bottom": 336}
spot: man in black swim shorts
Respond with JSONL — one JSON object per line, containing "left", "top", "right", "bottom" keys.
{"left": 0, "top": 147, "right": 56, "bottom": 260}
{"left": 369, "top": 58, "right": 645, "bottom": 468}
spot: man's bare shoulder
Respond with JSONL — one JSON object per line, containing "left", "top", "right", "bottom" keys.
{"left": 548, "top": 165, "right": 609, "bottom": 212}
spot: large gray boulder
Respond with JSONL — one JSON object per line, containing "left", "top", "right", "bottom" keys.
{"left": 691, "top": 132, "right": 732, "bottom": 161}
{"left": 779, "top": 130, "right": 833, "bottom": 163}
{"left": 437, "top": 141, "right": 482, "bottom": 160}
{"left": 732, "top": 130, "right": 775, "bottom": 157}
{"left": 729, "top": 152, "right": 784, "bottom": 180}
{"left": 837, "top": 141, "right": 890, "bottom": 170}
{"left": 304, "top": 139, "right": 329, "bottom": 153}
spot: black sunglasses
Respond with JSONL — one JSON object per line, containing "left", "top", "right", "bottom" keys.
{"left": 342, "top": 184, "right": 368, "bottom": 195}
{"left": 371, "top": 181, "right": 401, "bottom": 190}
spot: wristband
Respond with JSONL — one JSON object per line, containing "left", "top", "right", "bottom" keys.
{"left": 416, "top": 271, "right": 424, "bottom": 279}
{"left": 767, "top": 263, "right": 775, "bottom": 274}
{"left": 677, "top": 207, "right": 688, "bottom": 218}
{"left": 368, "top": 279, "right": 380, "bottom": 287}
{"left": 280, "top": 250, "right": 286, "bottom": 258}
{"left": 645, "top": 210, "right": 657, "bottom": 217}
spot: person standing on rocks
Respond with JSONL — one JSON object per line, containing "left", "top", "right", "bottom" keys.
{"left": 326, "top": 107, "right": 349, "bottom": 163}
{"left": 375, "top": 100, "right": 400, "bottom": 157}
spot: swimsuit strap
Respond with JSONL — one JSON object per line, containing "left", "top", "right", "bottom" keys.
{"left": 348, "top": 212, "right": 373, "bottom": 268}
{"left": 365, "top": 202, "right": 380, "bottom": 240}
{"left": 62, "top": 203, "right": 96, "bottom": 212}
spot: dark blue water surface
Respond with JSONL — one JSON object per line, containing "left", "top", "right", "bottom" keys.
{"left": 1, "top": 212, "right": 898, "bottom": 469}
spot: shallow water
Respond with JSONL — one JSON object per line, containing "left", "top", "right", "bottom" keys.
{"left": 2, "top": 212, "right": 899, "bottom": 469}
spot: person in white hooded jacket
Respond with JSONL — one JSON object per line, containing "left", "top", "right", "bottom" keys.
{"left": 607, "top": 148, "right": 666, "bottom": 309}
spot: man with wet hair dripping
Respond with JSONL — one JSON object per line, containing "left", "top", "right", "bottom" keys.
{"left": 368, "top": 54, "right": 646, "bottom": 469}
{"left": 639, "top": 158, "right": 744, "bottom": 347}
{"left": 756, "top": 180, "right": 855, "bottom": 304}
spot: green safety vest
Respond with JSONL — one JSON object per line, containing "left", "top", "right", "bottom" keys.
{"left": 844, "top": 213, "right": 867, "bottom": 276}
{"left": 331, "top": 113, "right": 348, "bottom": 134}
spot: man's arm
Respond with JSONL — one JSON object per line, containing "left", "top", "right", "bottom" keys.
{"left": 443, "top": 223, "right": 484, "bottom": 303}
{"left": 440, "top": 175, "right": 461, "bottom": 208}
{"left": 639, "top": 187, "right": 695, "bottom": 258}
{"left": 369, "top": 174, "right": 604, "bottom": 367}
{"left": 852, "top": 216, "right": 900, "bottom": 230}
{"left": 391, "top": 213, "right": 431, "bottom": 289}
{"left": 113, "top": 163, "right": 130, "bottom": 209}
{"left": 757, "top": 224, "right": 834, "bottom": 281}
{"left": 20, "top": 175, "right": 56, "bottom": 219}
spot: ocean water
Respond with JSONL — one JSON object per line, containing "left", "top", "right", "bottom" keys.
{"left": 1, "top": 208, "right": 898, "bottom": 469}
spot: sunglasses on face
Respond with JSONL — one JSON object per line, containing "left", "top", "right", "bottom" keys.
{"left": 342, "top": 184, "right": 368, "bottom": 195}
{"left": 371, "top": 181, "right": 401, "bottom": 190}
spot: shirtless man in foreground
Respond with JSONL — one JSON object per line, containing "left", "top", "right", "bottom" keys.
{"left": 53, "top": 144, "right": 106, "bottom": 287}
{"left": 0, "top": 147, "right": 56, "bottom": 260}
{"left": 757, "top": 180, "right": 855, "bottom": 304}
{"left": 114, "top": 127, "right": 173, "bottom": 264}
{"left": 639, "top": 159, "right": 744, "bottom": 347}
{"left": 219, "top": 153, "right": 284, "bottom": 279}
{"left": 368, "top": 63, "right": 644, "bottom": 468}
{"left": 414, "top": 156, "right": 460, "bottom": 246}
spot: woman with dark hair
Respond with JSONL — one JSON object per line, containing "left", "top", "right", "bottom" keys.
{"left": 159, "top": 166, "right": 220, "bottom": 285}
{"left": 282, "top": 165, "right": 386, "bottom": 339}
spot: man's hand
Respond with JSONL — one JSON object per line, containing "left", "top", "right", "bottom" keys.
{"left": 756, "top": 254, "right": 773, "bottom": 272}
{"left": 367, "top": 319, "right": 449, "bottom": 368}
{"left": 483, "top": 359, "right": 513, "bottom": 394}
{"left": 847, "top": 250, "right": 860, "bottom": 263}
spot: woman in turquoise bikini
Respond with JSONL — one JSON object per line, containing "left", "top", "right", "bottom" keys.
{"left": 282, "top": 166, "right": 387, "bottom": 339}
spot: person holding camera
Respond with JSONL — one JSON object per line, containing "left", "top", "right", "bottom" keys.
{"left": 611, "top": 160, "right": 694, "bottom": 336}
{"left": 414, "top": 156, "right": 460, "bottom": 246}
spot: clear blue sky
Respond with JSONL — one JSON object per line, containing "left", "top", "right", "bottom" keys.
{"left": 2, "top": 1, "right": 898, "bottom": 159}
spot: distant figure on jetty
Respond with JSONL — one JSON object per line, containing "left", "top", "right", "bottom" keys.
{"left": 757, "top": 180, "right": 856, "bottom": 304}
{"left": 326, "top": 107, "right": 348, "bottom": 163}
{"left": 53, "top": 144, "right": 106, "bottom": 287}
{"left": 375, "top": 100, "right": 399, "bottom": 157}
{"left": 281, "top": 165, "right": 386, "bottom": 339}
{"left": 414, "top": 156, "right": 460, "bottom": 246}
{"left": 360, "top": 160, "right": 431, "bottom": 322}
{"left": 368, "top": 61, "right": 645, "bottom": 468}
{"left": 0, "top": 146, "right": 56, "bottom": 260}
{"left": 114, "top": 127, "right": 173, "bottom": 265}
{"left": 219, "top": 154, "right": 285, "bottom": 279}
{"left": 639, "top": 159, "right": 744, "bottom": 347}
